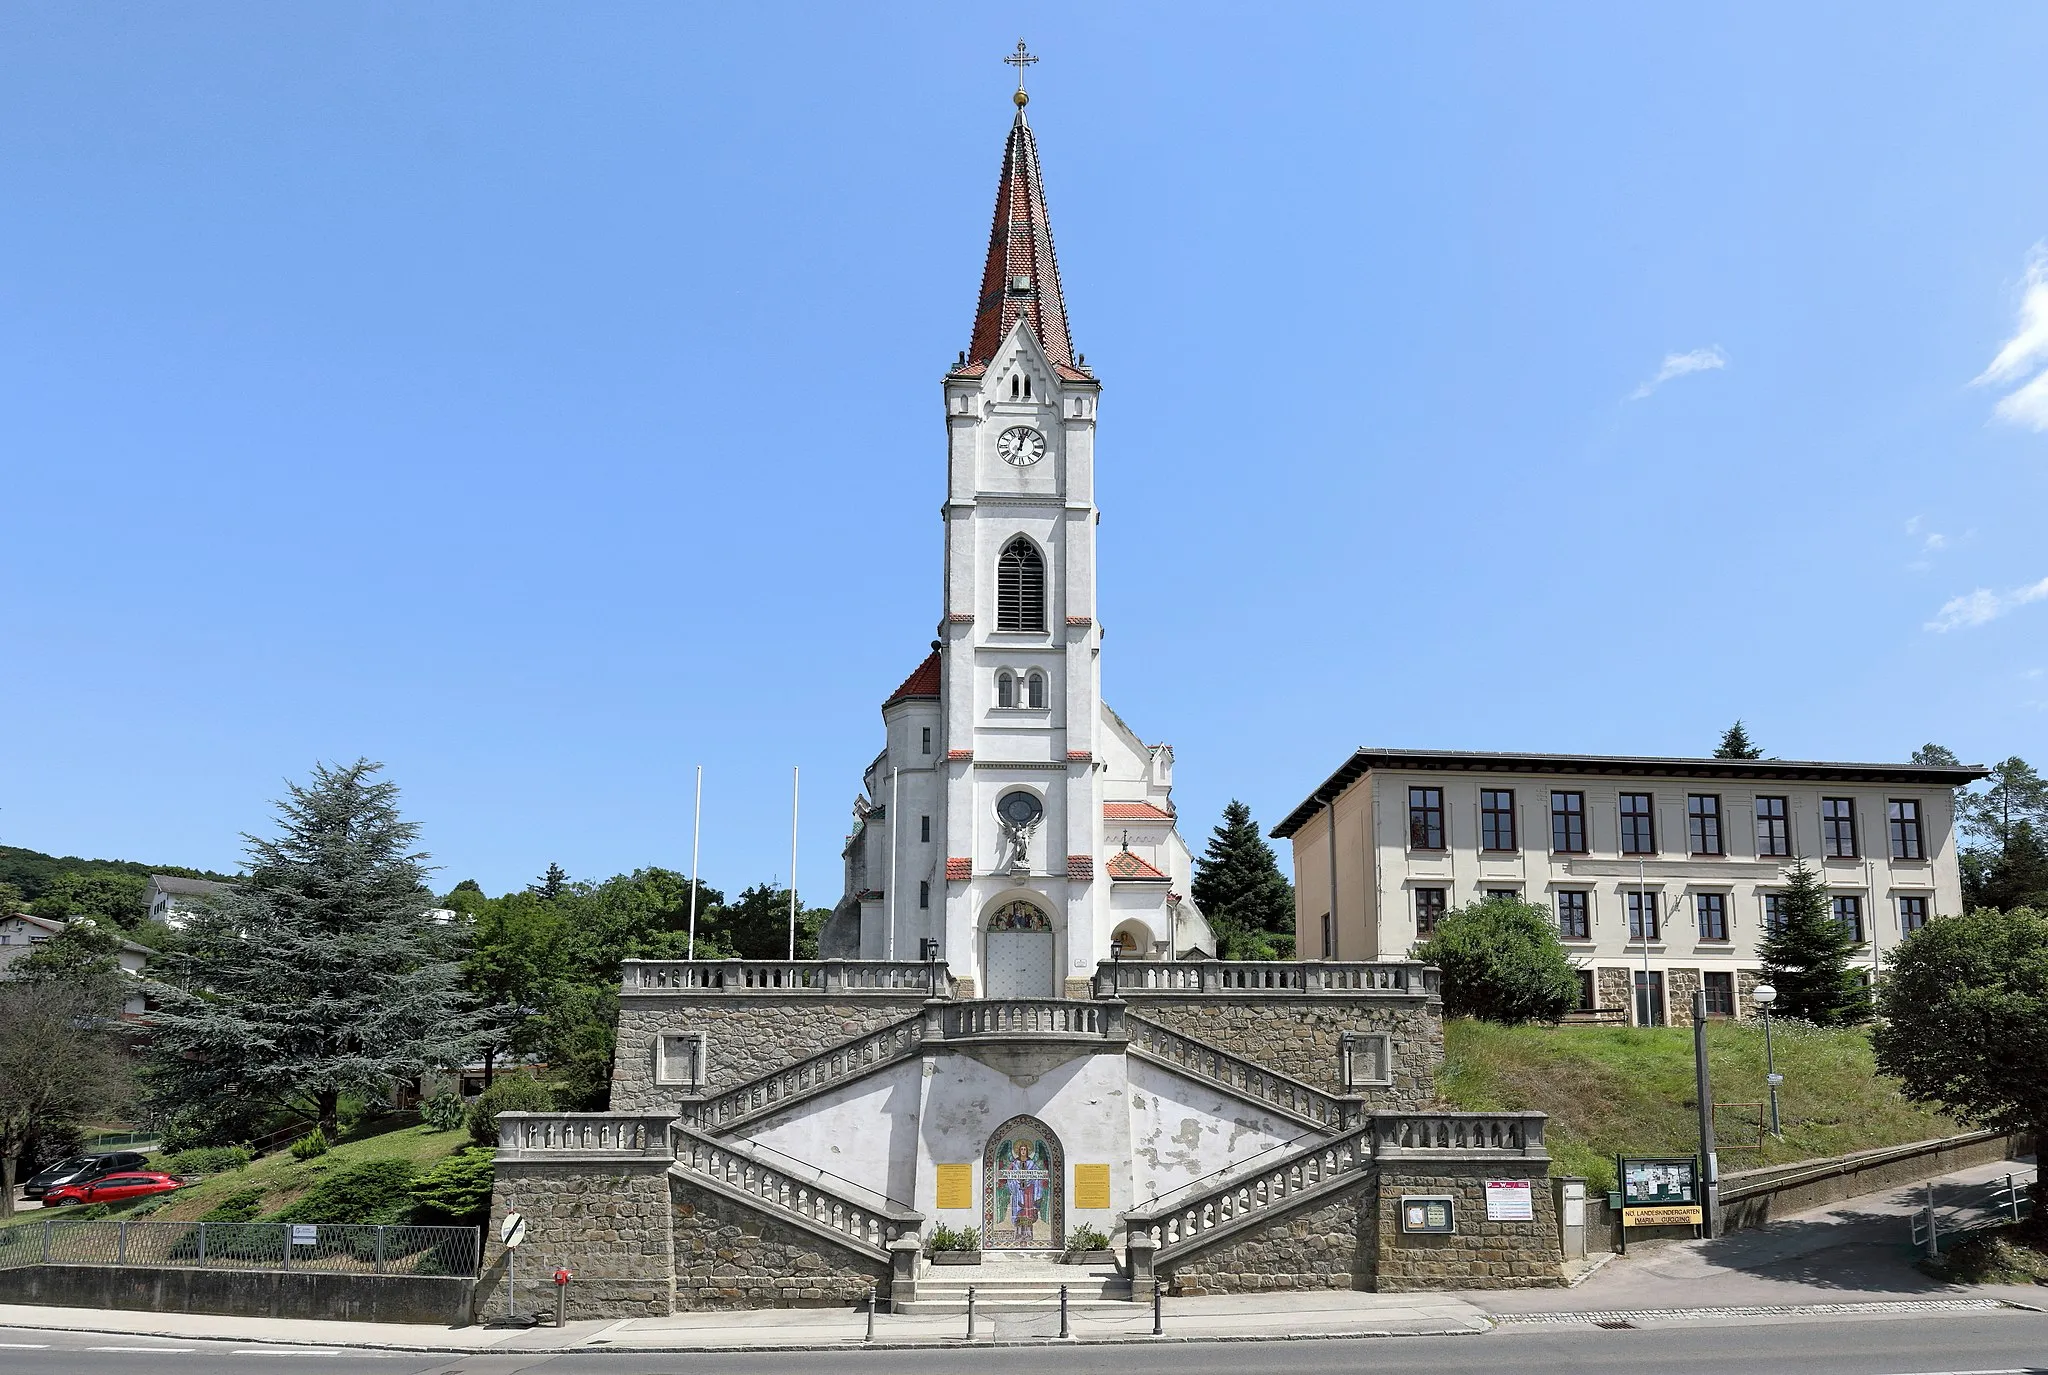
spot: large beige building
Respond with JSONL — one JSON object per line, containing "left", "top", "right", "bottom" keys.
{"left": 1272, "top": 749, "right": 1985, "bottom": 1026}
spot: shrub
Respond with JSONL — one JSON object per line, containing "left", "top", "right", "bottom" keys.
{"left": 160, "top": 1145, "right": 252, "bottom": 1177}
{"left": 1066, "top": 1223, "right": 1110, "bottom": 1252}
{"left": 925, "top": 1223, "right": 980, "bottom": 1253}
{"left": 465, "top": 1076, "right": 554, "bottom": 1146}
{"left": 198, "top": 1188, "right": 268, "bottom": 1223}
{"left": 420, "top": 1092, "right": 467, "bottom": 1133}
{"left": 289, "top": 1129, "right": 330, "bottom": 1161}
{"left": 273, "top": 1159, "right": 418, "bottom": 1225}
{"left": 1414, "top": 897, "right": 1579, "bottom": 1025}
{"left": 408, "top": 1147, "right": 495, "bottom": 1227}
{"left": 71, "top": 1204, "right": 114, "bottom": 1220}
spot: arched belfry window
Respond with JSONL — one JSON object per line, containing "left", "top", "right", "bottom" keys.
{"left": 996, "top": 538, "right": 1046, "bottom": 632}
{"left": 996, "top": 669, "right": 1016, "bottom": 709}
{"left": 1026, "top": 670, "right": 1047, "bottom": 709}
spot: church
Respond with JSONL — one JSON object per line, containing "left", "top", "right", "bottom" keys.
{"left": 484, "top": 64, "right": 1563, "bottom": 1319}
{"left": 819, "top": 72, "right": 1214, "bottom": 993}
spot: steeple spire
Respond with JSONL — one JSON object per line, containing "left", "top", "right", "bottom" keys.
{"left": 964, "top": 43, "right": 1081, "bottom": 378}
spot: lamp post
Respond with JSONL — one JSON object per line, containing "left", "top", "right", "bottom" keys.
{"left": 1752, "top": 982, "right": 1782, "bottom": 1138}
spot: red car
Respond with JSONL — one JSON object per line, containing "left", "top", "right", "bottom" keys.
{"left": 42, "top": 1171, "right": 183, "bottom": 1206}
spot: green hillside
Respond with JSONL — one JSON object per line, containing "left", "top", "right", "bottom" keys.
{"left": 1438, "top": 1017, "right": 1965, "bottom": 1193}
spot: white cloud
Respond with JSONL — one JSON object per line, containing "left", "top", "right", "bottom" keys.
{"left": 1925, "top": 574, "right": 2048, "bottom": 631}
{"left": 1905, "top": 516, "right": 1923, "bottom": 535}
{"left": 1973, "top": 244, "right": 2048, "bottom": 431}
{"left": 1630, "top": 346, "right": 1727, "bottom": 400}
{"left": 1923, "top": 532, "right": 1948, "bottom": 552}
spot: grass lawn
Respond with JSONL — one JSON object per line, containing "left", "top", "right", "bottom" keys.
{"left": 1438, "top": 1017, "right": 1966, "bottom": 1193}
{"left": 4, "top": 1120, "right": 471, "bottom": 1230}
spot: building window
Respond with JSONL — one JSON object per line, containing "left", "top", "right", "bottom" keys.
{"left": 1620, "top": 793, "right": 1657, "bottom": 855}
{"left": 1755, "top": 796, "right": 1790, "bottom": 856}
{"left": 1026, "top": 670, "right": 1047, "bottom": 709}
{"left": 1703, "top": 971, "right": 1735, "bottom": 1018}
{"left": 1551, "top": 792, "right": 1587, "bottom": 854}
{"left": 1408, "top": 788, "right": 1445, "bottom": 849}
{"left": 1575, "top": 969, "right": 1597, "bottom": 1013}
{"left": 918, "top": 880, "right": 930, "bottom": 909}
{"left": 1415, "top": 887, "right": 1447, "bottom": 936}
{"left": 1899, "top": 895, "right": 1930, "bottom": 933}
{"left": 996, "top": 669, "right": 1017, "bottom": 708}
{"left": 1485, "top": 887, "right": 1520, "bottom": 901}
{"left": 1687, "top": 795, "right": 1723, "bottom": 856}
{"left": 995, "top": 537, "right": 1046, "bottom": 632}
{"left": 1480, "top": 789, "right": 1516, "bottom": 851}
{"left": 1823, "top": 797, "right": 1858, "bottom": 858}
{"left": 656, "top": 1032, "right": 708, "bottom": 1090}
{"left": 921, "top": 727, "right": 932, "bottom": 756}
{"left": 1763, "top": 893, "right": 1788, "bottom": 934}
{"left": 1319, "top": 912, "right": 1333, "bottom": 958}
{"left": 1696, "top": 892, "right": 1728, "bottom": 941}
{"left": 920, "top": 815, "right": 931, "bottom": 843}
{"left": 1557, "top": 890, "right": 1591, "bottom": 940}
{"left": 1633, "top": 969, "right": 1666, "bottom": 1027}
{"left": 1888, "top": 800, "right": 1924, "bottom": 861}
{"left": 1627, "top": 890, "right": 1660, "bottom": 941}
{"left": 1339, "top": 1032, "right": 1392, "bottom": 1089}
{"left": 1833, "top": 895, "right": 1864, "bottom": 942}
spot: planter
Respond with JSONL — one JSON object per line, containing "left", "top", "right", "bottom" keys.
{"left": 930, "top": 1250, "right": 982, "bottom": 1265}
{"left": 1061, "top": 1249, "right": 1115, "bottom": 1266}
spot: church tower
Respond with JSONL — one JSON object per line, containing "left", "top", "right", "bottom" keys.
{"left": 831, "top": 64, "right": 1210, "bottom": 996}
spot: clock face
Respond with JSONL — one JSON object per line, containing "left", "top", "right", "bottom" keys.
{"left": 997, "top": 426, "right": 1046, "bottom": 466}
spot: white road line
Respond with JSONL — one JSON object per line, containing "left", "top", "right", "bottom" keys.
{"left": 229, "top": 1350, "right": 393, "bottom": 1359}
{"left": 0, "top": 1343, "right": 52, "bottom": 1349}
{"left": 88, "top": 1346, "right": 197, "bottom": 1353}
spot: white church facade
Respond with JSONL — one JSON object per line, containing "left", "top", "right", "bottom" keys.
{"left": 820, "top": 93, "right": 1213, "bottom": 995}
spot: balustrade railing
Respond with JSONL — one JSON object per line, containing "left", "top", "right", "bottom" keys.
{"left": 683, "top": 1016, "right": 926, "bottom": 1132}
{"left": 624, "top": 959, "right": 950, "bottom": 995}
{"left": 1125, "top": 1016, "right": 1352, "bottom": 1130}
{"left": 1093, "top": 960, "right": 1437, "bottom": 998}
{"left": 938, "top": 999, "right": 1114, "bottom": 1039}
{"left": 1126, "top": 1128, "right": 1374, "bottom": 1259}
{"left": 496, "top": 1113, "right": 674, "bottom": 1157}
{"left": 1372, "top": 1111, "right": 1546, "bottom": 1155}
{"left": 670, "top": 1127, "right": 918, "bottom": 1257}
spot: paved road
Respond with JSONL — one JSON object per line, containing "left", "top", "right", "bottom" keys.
{"left": 2, "top": 1309, "right": 2044, "bottom": 1375}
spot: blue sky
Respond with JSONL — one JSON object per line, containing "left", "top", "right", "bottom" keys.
{"left": 4, "top": 4, "right": 2046, "bottom": 897}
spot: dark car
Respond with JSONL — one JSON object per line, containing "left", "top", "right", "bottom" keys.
{"left": 22, "top": 1151, "right": 150, "bottom": 1201}
{"left": 43, "top": 1172, "right": 183, "bottom": 1207}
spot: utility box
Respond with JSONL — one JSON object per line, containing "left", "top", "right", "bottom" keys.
{"left": 1555, "top": 1177, "right": 1588, "bottom": 1260}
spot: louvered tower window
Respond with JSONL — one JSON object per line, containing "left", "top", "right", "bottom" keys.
{"left": 996, "top": 537, "right": 1046, "bottom": 631}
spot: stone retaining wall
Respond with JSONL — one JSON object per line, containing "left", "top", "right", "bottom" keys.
{"left": 610, "top": 995, "right": 927, "bottom": 1114}
{"left": 1124, "top": 997, "right": 1438, "bottom": 1104}
{"left": 1161, "top": 1180, "right": 1373, "bottom": 1295}
{"left": 0, "top": 1265, "right": 471, "bottom": 1325}
{"left": 670, "top": 1173, "right": 892, "bottom": 1309}
{"left": 1373, "top": 1159, "right": 1564, "bottom": 1291}
{"left": 480, "top": 1159, "right": 676, "bottom": 1319}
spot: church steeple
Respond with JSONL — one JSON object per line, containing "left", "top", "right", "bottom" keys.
{"left": 963, "top": 58, "right": 1081, "bottom": 378}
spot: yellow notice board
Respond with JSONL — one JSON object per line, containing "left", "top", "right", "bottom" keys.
{"left": 935, "top": 1163, "right": 974, "bottom": 1210}
{"left": 1623, "top": 1205, "right": 1703, "bottom": 1227}
{"left": 1073, "top": 1163, "right": 1111, "bottom": 1210}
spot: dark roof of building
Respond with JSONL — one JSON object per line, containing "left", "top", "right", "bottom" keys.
{"left": 1106, "top": 851, "right": 1170, "bottom": 882}
{"left": 953, "top": 109, "right": 1088, "bottom": 383}
{"left": 1270, "top": 747, "right": 1990, "bottom": 840}
{"left": 882, "top": 650, "right": 942, "bottom": 709}
{"left": 149, "top": 875, "right": 229, "bottom": 897}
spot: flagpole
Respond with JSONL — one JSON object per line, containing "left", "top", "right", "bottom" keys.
{"left": 687, "top": 765, "right": 703, "bottom": 961}
{"left": 788, "top": 766, "right": 800, "bottom": 961}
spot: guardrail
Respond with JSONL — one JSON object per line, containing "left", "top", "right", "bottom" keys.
{"left": 683, "top": 1016, "right": 927, "bottom": 1132}
{"left": 495, "top": 1113, "right": 674, "bottom": 1158}
{"left": 1373, "top": 1111, "right": 1546, "bottom": 1156}
{"left": 1125, "top": 1015, "right": 1354, "bottom": 1131}
{"left": 0, "top": 1221, "right": 478, "bottom": 1276}
{"left": 670, "top": 1126, "right": 919, "bottom": 1258}
{"left": 1092, "top": 960, "right": 1438, "bottom": 998}
{"left": 623, "top": 960, "right": 950, "bottom": 995}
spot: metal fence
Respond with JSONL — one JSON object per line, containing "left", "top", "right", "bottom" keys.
{"left": 0, "top": 1221, "right": 478, "bottom": 1277}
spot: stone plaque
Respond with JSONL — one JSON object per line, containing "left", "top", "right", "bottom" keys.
{"left": 1073, "top": 1163, "right": 1111, "bottom": 1210}
{"left": 935, "top": 1163, "right": 973, "bottom": 1210}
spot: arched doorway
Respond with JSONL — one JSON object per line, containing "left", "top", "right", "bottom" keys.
{"left": 984, "top": 900, "right": 1056, "bottom": 998}
{"left": 983, "top": 1115, "right": 1064, "bottom": 1250}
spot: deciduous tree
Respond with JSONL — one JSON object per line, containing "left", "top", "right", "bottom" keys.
{"left": 0, "top": 980, "right": 131, "bottom": 1218}
{"left": 1413, "top": 896, "right": 1579, "bottom": 1025}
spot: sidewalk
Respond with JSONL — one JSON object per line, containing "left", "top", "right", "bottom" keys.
{"left": 0, "top": 1154, "right": 2036, "bottom": 1352}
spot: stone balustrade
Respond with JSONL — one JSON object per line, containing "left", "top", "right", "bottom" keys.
{"left": 682, "top": 1015, "right": 927, "bottom": 1132}
{"left": 1125, "top": 1127, "right": 1374, "bottom": 1261}
{"left": 495, "top": 1113, "right": 675, "bottom": 1160}
{"left": 670, "top": 1128, "right": 919, "bottom": 1258}
{"left": 1092, "top": 960, "right": 1438, "bottom": 998}
{"left": 1371, "top": 1110, "right": 1548, "bottom": 1157}
{"left": 623, "top": 959, "right": 950, "bottom": 996}
{"left": 934, "top": 998, "right": 1121, "bottom": 1040}
{"left": 1125, "top": 1015, "right": 1354, "bottom": 1130}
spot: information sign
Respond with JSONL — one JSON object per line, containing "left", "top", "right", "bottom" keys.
{"left": 935, "top": 1164, "right": 973, "bottom": 1210}
{"left": 1484, "top": 1179, "right": 1533, "bottom": 1220}
{"left": 1072, "top": 1163, "right": 1111, "bottom": 1211}
{"left": 289, "top": 1224, "right": 318, "bottom": 1247}
{"left": 1619, "top": 1157, "right": 1703, "bottom": 1228}
{"left": 1399, "top": 1195, "right": 1455, "bottom": 1234}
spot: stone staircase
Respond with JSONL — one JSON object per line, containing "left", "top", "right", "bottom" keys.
{"left": 895, "top": 1253, "right": 1133, "bottom": 1313}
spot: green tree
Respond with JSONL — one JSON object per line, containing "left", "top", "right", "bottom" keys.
{"left": 1713, "top": 721, "right": 1764, "bottom": 759}
{"left": 1974, "top": 821, "right": 2048, "bottom": 915}
{"left": 1413, "top": 896, "right": 1579, "bottom": 1025}
{"left": 0, "top": 979, "right": 132, "bottom": 1218}
{"left": 1960, "top": 757, "right": 2048, "bottom": 847}
{"left": 144, "top": 760, "right": 488, "bottom": 1137}
{"left": 1191, "top": 800, "right": 1296, "bottom": 959}
{"left": 531, "top": 863, "right": 570, "bottom": 900}
{"left": 707, "top": 882, "right": 825, "bottom": 959}
{"left": 1758, "top": 856, "right": 1870, "bottom": 1025}
{"left": 1872, "top": 906, "right": 2048, "bottom": 1243}
{"left": 26, "top": 870, "right": 148, "bottom": 931}
{"left": 8, "top": 916, "right": 131, "bottom": 1008}
{"left": 1910, "top": 743, "right": 1962, "bottom": 768}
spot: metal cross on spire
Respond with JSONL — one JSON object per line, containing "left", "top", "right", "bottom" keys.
{"left": 1005, "top": 39, "right": 1038, "bottom": 108}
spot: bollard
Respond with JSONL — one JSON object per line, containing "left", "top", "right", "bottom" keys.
{"left": 1152, "top": 1278, "right": 1163, "bottom": 1335}
{"left": 865, "top": 1287, "right": 876, "bottom": 1342}
{"left": 966, "top": 1284, "right": 976, "bottom": 1340}
{"left": 553, "top": 1269, "right": 570, "bottom": 1328}
{"left": 1059, "top": 1283, "right": 1069, "bottom": 1339}
{"left": 2006, "top": 1173, "right": 2022, "bottom": 1225}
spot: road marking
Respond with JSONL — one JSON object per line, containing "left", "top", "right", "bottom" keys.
{"left": 229, "top": 1350, "right": 393, "bottom": 1359}
{"left": 89, "top": 1346, "right": 197, "bottom": 1353}
{"left": 0, "top": 1343, "right": 52, "bottom": 1349}
{"left": 1494, "top": 1297, "right": 2020, "bottom": 1325}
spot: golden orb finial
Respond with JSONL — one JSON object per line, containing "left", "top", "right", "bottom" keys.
{"left": 1014, "top": 87, "right": 1029, "bottom": 109}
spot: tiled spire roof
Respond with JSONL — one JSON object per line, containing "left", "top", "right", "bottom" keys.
{"left": 962, "top": 111, "right": 1086, "bottom": 380}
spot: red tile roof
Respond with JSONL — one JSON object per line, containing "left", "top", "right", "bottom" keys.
{"left": 1106, "top": 851, "right": 1169, "bottom": 882}
{"left": 1066, "top": 854, "right": 1093, "bottom": 879}
{"left": 1066, "top": 616, "right": 1093, "bottom": 627}
{"left": 959, "top": 111, "right": 1085, "bottom": 379}
{"left": 946, "top": 857, "right": 971, "bottom": 881}
{"left": 882, "top": 650, "right": 941, "bottom": 708}
{"left": 947, "top": 749, "right": 974, "bottom": 761}
{"left": 1104, "top": 802, "right": 1174, "bottom": 822}
{"left": 1066, "top": 751, "right": 1092, "bottom": 762}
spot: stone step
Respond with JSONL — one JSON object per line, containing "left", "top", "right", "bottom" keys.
{"left": 895, "top": 1288, "right": 1136, "bottom": 1315}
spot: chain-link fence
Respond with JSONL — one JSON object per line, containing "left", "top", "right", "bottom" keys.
{"left": 0, "top": 1221, "right": 478, "bottom": 1276}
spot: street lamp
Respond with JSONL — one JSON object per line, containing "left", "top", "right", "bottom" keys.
{"left": 1752, "top": 982, "right": 1783, "bottom": 1139}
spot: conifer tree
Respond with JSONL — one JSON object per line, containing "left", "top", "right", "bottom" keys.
{"left": 1191, "top": 800, "right": 1295, "bottom": 959}
{"left": 1714, "top": 721, "right": 1764, "bottom": 759}
{"left": 146, "top": 760, "right": 487, "bottom": 1138}
{"left": 532, "top": 863, "right": 570, "bottom": 901}
{"left": 1758, "top": 856, "right": 1869, "bottom": 1024}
